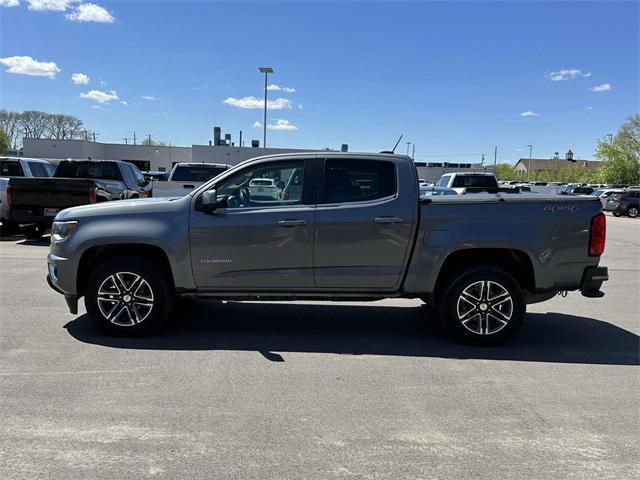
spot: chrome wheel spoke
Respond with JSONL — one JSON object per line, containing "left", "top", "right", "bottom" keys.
{"left": 97, "top": 271, "right": 155, "bottom": 326}
{"left": 457, "top": 279, "right": 513, "bottom": 336}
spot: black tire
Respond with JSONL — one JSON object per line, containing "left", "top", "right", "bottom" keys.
{"left": 613, "top": 212, "right": 621, "bottom": 217}
{"left": 0, "top": 220, "right": 18, "bottom": 237}
{"left": 84, "top": 256, "right": 174, "bottom": 335}
{"left": 437, "top": 266, "right": 525, "bottom": 345}
{"left": 22, "top": 224, "right": 45, "bottom": 239}
{"left": 628, "top": 207, "right": 638, "bottom": 218}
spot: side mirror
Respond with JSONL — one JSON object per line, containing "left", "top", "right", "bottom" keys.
{"left": 200, "top": 189, "right": 218, "bottom": 213}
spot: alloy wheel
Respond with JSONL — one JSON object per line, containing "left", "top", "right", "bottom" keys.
{"left": 456, "top": 280, "right": 513, "bottom": 335}
{"left": 629, "top": 207, "right": 638, "bottom": 218}
{"left": 97, "top": 272, "right": 155, "bottom": 326}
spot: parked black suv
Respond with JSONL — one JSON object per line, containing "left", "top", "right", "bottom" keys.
{"left": 604, "top": 190, "right": 640, "bottom": 218}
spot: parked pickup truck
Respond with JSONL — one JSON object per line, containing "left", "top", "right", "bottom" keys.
{"left": 152, "top": 163, "right": 230, "bottom": 198}
{"left": 1, "top": 156, "right": 56, "bottom": 236}
{"left": 47, "top": 153, "right": 608, "bottom": 345}
{"left": 8, "top": 159, "right": 151, "bottom": 238}
{"left": 435, "top": 172, "right": 518, "bottom": 194}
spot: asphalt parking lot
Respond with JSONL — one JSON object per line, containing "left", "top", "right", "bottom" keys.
{"left": 1, "top": 215, "right": 638, "bottom": 480}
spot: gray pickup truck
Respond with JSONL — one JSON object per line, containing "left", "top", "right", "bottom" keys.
{"left": 47, "top": 153, "right": 608, "bottom": 344}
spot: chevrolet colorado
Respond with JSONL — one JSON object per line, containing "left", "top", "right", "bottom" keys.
{"left": 47, "top": 153, "right": 608, "bottom": 344}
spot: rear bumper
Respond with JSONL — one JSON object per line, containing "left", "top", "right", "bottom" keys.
{"left": 9, "top": 207, "right": 55, "bottom": 226}
{"left": 580, "top": 266, "right": 608, "bottom": 298}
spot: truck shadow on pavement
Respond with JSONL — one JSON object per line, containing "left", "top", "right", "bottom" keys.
{"left": 64, "top": 300, "right": 639, "bottom": 366}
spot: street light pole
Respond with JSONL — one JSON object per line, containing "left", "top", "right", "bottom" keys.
{"left": 258, "top": 67, "right": 273, "bottom": 148}
{"left": 527, "top": 144, "right": 533, "bottom": 181}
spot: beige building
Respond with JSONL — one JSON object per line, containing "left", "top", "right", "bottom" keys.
{"left": 514, "top": 150, "right": 600, "bottom": 176}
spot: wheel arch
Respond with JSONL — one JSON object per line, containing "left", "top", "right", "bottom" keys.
{"left": 432, "top": 248, "right": 535, "bottom": 302}
{"left": 77, "top": 243, "right": 175, "bottom": 297}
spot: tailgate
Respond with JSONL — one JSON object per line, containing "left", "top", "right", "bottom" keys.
{"left": 8, "top": 177, "right": 96, "bottom": 212}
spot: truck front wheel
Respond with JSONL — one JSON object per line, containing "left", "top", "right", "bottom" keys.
{"left": 438, "top": 266, "right": 525, "bottom": 345}
{"left": 84, "top": 256, "right": 174, "bottom": 335}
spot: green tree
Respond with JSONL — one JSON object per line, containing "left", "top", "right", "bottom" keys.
{"left": 595, "top": 115, "right": 640, "bottom": 185}
{"left": 493, "top": 163, "right": 516, "bottom": 180}
{"left": 0, "top": 128, "right": 10, "bottom": 153}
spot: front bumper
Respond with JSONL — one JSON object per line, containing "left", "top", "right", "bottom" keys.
{"left": 580, "top": 266, "right": 608, "bottom": 298}
{"left": 47, "top": 252, "right": 78, "bottom": 314}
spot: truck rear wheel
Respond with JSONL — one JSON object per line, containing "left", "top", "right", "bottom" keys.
{"left": 438, "top": 266, "right": 525, "bottom": 345}
{"left": 84, "top": 256, "right": 174, "bottom": 335}
{"left": 22, "top": 223, "right": 46, "bottom": 240}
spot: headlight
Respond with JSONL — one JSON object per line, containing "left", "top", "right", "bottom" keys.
{"left": 51, "top": 221, "right": 78, "bottom": 243}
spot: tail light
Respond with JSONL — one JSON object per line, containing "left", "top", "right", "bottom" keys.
{"left": 89, "top": 186, "right": 97, "bottom": 203}
{"left": 5, "top": 185, "right": 11, "bottom": 205}
{"left": 589, "top": 213, "right": 606, "bottom": 256}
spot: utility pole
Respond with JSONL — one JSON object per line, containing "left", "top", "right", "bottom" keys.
{"left": 493, "top": 145, "right": 497, "bottom": 167}
{"left": 406, "top": 141, "right": 411, "bottom": 156}
{"left": 92, "top": 132, "right": 97, "bottom": 142}
{"left": 258, "top": 67, "right": 273, "bottom": 148}
{"left": 122, "top": 137, "right": 129, "bottom": 145}
{"left": 133, "top": 131, "right": 137, "bottom": 145}
{"left": 527, "top": 145, "right": 533, "bottom": 181}
{"left": 481, "top": 153, "right": 485, "bottom": 165}
{"left": 412, "top": 143, "right": 415, "bottom": 161}
{"left": 606, "top": 133, "right": 613, "bottom": 144}
{"left": 239, "top": 130, "right": 243, "bottom": 148}
{"left": 147, "top": 134, "right": 152, "bottom": 145}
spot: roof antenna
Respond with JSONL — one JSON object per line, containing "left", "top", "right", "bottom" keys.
{"left": 381, "top": 134, "right": 403, "bottom": 154}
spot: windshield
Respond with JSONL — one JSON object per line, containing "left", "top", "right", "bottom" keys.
{"left": 172, "top": 166, "right": 227, "bottom": 182}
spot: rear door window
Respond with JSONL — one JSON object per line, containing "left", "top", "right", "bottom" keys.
{"left": 451, "top": 175, "right": 497, "bottom": 188}
{"left": 322, "top": 159, "right": 396, "bottom": 204}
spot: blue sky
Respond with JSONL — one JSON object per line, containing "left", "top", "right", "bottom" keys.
{"left": 1, "top": 1, "right": 638, "bottom": 163}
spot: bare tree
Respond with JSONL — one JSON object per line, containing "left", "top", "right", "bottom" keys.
{"left": 0, "top": 109, "right": 22, "bottom": 149}
{"left": 19, "top": 110, "right": 51, "bottom": 139}
{"left": 48, "top": 114, "right": 85, "bottom": 140}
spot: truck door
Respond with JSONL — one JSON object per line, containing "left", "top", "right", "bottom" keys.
{"left": 190, "top": 158, "right": 316, "bottom": 289}
{"left": 314, "top": 157, "right": 416, "bottom": 289}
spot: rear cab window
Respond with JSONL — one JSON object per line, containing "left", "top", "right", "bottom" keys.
{"left": 55, "top": 161, "right": 123, "bottom": 180}
{"left": 451, "top": 175, "right": 497, "bottom": 188}
{"left": 322, "top": 159, "right": 396, "bottom": 203}
{"left": 0, "top": 160, "right": 24, "bottom": 176}
{"left": 172, "top": 165, "right": 228, "bottom": 182}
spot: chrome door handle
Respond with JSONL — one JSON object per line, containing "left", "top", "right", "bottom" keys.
{"left": 277, "top": 219, "right": 307, "bottom": 227}
{"left": 373, "top": 216, "right": 403, "bottom": 224}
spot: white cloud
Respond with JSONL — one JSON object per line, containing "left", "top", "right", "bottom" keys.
{"left": 267, "top": 119, "right": 298, "bottom": 131}
{"left": 545, "top": 68, "right": 591, "bottom": 81}
{"left": 80, "top": 89, "right": 118, "bottom": 103}
{"left": 120, "top": 100, "right": 128, "bottom": 106}
{"left": 223, "top": 96, "right": 292, "bottom": 110}
{"left": 27, "top": 0, "right": 73, "bottom": 11}
{"left": 267, "top": 84, "right": 296, "bottom": 93}
{"left": 141, "top": 95, "right": 159, "bottom": 101}
{"left": 65, "top": 2, "right": 114, "bottom": 22}
{"left": 0, "top": 0, "right": 20, "bottom": 7}
{"left": 585, "top": 106, "right": 594, "bottom": 110}
{"left": 0, "top": 55, "right": 60, "bottom": 78}
{"left": 590, "top": 83, "right": 611, "bottom": 93}
{"left": 252, "top": 121, "right": 262, "bottom": 128}
{"left": 71, "top": 72, "right": 90, "bottom": 84}
{"left": 520, "top": 111, "right": 539, "bottom": 117}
